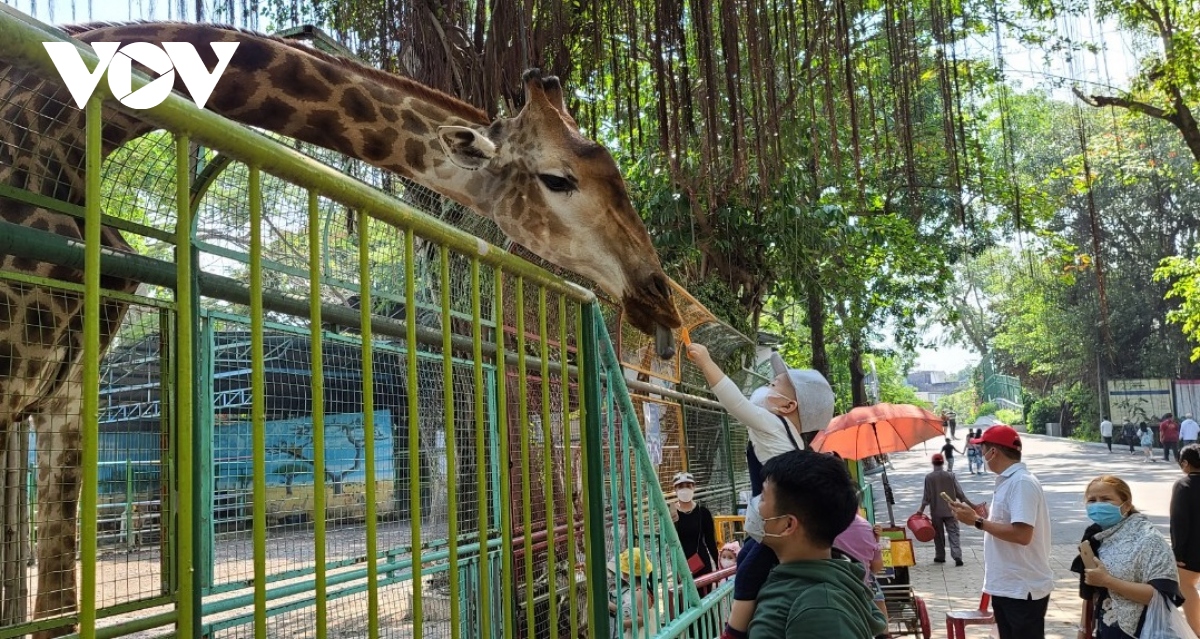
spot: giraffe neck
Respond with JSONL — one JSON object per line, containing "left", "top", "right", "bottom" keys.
{"left": 76, "top": 23, "right": 496, "bottom": 216}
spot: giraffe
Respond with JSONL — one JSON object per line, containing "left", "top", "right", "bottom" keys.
{"left": 0, "top": 21, "right": 683, "bottom": 637}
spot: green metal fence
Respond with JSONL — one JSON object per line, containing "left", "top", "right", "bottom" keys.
{"left": 0, "top": 6, "right": 742, "bottom": 639}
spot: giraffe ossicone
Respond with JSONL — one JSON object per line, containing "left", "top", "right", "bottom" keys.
{"left": 1, "top": 20, "right": 680, "bottom": 637}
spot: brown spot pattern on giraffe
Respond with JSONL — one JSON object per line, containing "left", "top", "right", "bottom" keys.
{"left": 356, "top": 125, "right": 396, "bottom": 161}
{"left": 340, "top": 87, "right": 377, "bottom": 122}
{"left": 274, "top": 57, "right": 333, "bottom": 103}
{"left": 403, "top": 138, "right": 427, "bottom": 172}
{"left": 255, "top": 96, "right": 298, "bottom": 124}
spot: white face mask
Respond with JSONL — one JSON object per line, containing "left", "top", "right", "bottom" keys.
{"left": 676, "top": 488, "right": 694, "bottom": 503}
{"left": 719, "top": 557, "right": 736, "bottom": 569}
{"left": 749, "top": 387, "right": 772, "bottom": 409}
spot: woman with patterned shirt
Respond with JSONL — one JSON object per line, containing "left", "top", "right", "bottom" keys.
{"left": 1070, "top": 475, "right": 1180, "bottom": 639}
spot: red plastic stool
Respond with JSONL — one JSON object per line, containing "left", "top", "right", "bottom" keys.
{"left": 946, "top": 593, "right": 993, "bottom": 639}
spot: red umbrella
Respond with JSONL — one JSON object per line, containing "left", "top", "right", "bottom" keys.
{"left": 811, "top": 403, "right": 945, "bottom": 459}
{"left": 810, "top": 403, "right": 945, "bottom": 527}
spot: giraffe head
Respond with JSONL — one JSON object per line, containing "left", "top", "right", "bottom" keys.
{"left": 437, "top": 70, "right": 681, "bottom": 358}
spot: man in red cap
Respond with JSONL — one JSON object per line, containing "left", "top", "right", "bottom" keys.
{"left": 949, "top": 425, "right": 1054, "bottom": 639}
{"left": 917, "top": 453, "right": 976, "bottom": 566}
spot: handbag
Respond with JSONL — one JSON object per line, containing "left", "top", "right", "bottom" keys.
{"left": 1140, "top": 592, "right": 1199, "bottom": 639}
{"left": 686, "top": 525, "right": 707, "bottom": 576}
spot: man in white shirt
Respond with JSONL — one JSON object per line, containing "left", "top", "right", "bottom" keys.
{"left": 949, "top": 425, "right": 1053, "bottom": 639}
{"left": 1099, "top": 417, "right": 1114, "bottom": 453}
{"left": 1181, "top": 414, "right": 1200, "bottom": 446}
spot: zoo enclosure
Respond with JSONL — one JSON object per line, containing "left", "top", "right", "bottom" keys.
{"left": 0, "top": 7, "right": 752, "bottom": 639}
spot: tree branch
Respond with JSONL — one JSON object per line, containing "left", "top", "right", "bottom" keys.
{"left": 1073, "top": 87, "right": 1177, "bottom": 125}
{"left": 1075, "top": 85, "right": 1176, "bottom": 123}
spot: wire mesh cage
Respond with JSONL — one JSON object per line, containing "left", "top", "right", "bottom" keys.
{"left": 0, "top": 8, "right": 756, "bottom": 638}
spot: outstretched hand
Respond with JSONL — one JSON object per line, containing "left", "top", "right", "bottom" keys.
{"left": 685, "top": 343, "right": 711, "bottom": 363}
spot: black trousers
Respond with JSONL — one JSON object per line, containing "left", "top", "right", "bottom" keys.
{"left": 991, "top": 594, "right": 1049, "bottom": 639}
{"left": 1103, "top": 436, "right": 1112, "bottom": 451}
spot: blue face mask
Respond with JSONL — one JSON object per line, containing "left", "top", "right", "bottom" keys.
{"left": 1086, "top": 502, "right": 1125, "bottom": 529}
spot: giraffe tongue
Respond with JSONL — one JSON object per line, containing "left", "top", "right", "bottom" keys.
{"left": 655, "top": 324, "right": 676, "bottom": 361}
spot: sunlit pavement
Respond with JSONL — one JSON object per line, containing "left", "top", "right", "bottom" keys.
{"left": 869, "top": 431, "right": 1184, "bottom": 638}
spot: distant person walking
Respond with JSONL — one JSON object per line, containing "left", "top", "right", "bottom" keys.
{"left": 918, "top": 453, "right": 977, "bottom": 566}
{"left": 1140, "top": 423, "right": 1156, "bottom": 463}
{"left": 1162, "top": 413, "right": 1181, "bottom": 462}
{"left": 1121, "top": 420, "right": 1137, "bottom": 455}
{"left": 1182, "top": 414, "right": 1200, "bottom": 447}
{"left": 1100, "top": 418, "right": 1114, "bottom": 453}
{"left": 949, "top": 426, "right": 1054, "bottom": 639}
{"left": 940, "top": 437, "right": 964, "bottom": 472}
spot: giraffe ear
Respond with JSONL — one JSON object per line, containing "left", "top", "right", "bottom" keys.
{"left": 437, "top": 125, "right": 497, "bottom": 170}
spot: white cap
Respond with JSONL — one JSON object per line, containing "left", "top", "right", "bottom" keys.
{"left": 769, "top": 352, "right": 835, "bottom": 434}
{"left": 672, "top": 471, "right": 696, "bottom": 486}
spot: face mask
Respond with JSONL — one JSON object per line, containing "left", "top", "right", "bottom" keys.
{"left": 676, "top": 488, "right": 694, "bottom": 503}
{"left": 719, "top": 557, "right": 736, "bottom": 569}
{"left": 1087, "top": 502, "right": 1126, "bottom": 529}
{"left": 749, "top": 387, "right": 772, "bottom": 410}
{"left": 745, "top": 514, "right": 790, "bottom": 540}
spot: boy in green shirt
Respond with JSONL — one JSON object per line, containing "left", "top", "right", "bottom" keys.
{"left": 749, "top": 450, "right": 889, "bottom": 639}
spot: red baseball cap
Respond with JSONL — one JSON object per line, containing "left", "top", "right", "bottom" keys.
{"left": 931, "top": 453, "right": 944, "bottom": 464}
{"left": 971, "top": 425, "right": 1022, "bottom": 450}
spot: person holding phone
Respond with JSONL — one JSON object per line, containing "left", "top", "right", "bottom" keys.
{"left": 948, "top": 426, "right": 1054, "bottom": 639}
{"left": 916, "top": 453, "right": 976, "bottom": 566}
{"left": 1070, "top": 475, "right": 1179, "bottom": 639}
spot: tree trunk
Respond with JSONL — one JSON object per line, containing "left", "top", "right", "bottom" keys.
{"left": 805, "top": 278, "right": 829, "bottom": 380}
{"left": 849, "top": 331, "right": 867, "bottom": 407}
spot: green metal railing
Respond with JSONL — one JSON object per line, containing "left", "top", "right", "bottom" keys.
{"left": 0, "top": 6, "right": 739, "bottom": 639}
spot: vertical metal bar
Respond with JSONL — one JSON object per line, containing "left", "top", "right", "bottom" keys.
{"left": 248, "top": 165, "right": 267, "bottom": 638}
{"left": 516, "top": 277, "right": 534, "bottom": 639}
{"left": 198, "top": 313, "right": 214, "bottom": 592}
{"left": 537, "top": 288, "right": 558, "bottom": 639}
{"left": 80, "top": 97, "right": 102, "bottom": 639}
{"left": 720, "top": 413, "right": 738, "bottom": 508}
{"left": 578, "top": 303, "right": 609, "bottom": 639}
{"left": 308, "top": 191, "right": 328, "bottom": 639}
{"left": 559, "top": 297, "right": 577, "bottom": 639}
{"left": 494, "top": 271, "right": 514, "bottom": 638}
{"left": 406, "top": 228, "right": 423, "bottom": 639}
{"left": 125, "top": 461, "right": 133, "bottom": 551}
{"left": 360, "top": 211, "right": 380, "bottom": 639}
{"left": 471, "top": 258, "right": 492, "bottom": 637}
{"left": 605, "top": 339, "right": 625, "bottom": 633}
{"left": 174, "top": 132, "right": 196, "bottom": 639}
{"left": 440, "top": 246, "right": 460, "bottom": 639}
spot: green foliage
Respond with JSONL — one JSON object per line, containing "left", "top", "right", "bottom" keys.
{"left": 936, "top": 388, "right": 978, "bottom": 419}
{"left": 1157, "top": 255, "right": 1200, "bottom": 362}
{"left": 995, "top": 408, "right": 1022, "bottom": 425}
{"left": 974, "top": 401, "right": 1000, "bottom": 422}
{"left": 872, "top": 355, "right": 929, "bottom": 407}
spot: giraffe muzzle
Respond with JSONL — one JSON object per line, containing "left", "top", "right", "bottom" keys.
{"left": 655, "top": 324, "right": 676, "bottom": 361}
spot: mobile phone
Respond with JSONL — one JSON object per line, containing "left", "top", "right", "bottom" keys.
{"left": 939, "top": 491, "right": 955, "bottom": 504}
{"left": 1078, "top": 541, "right": 1100, "bottom": 569}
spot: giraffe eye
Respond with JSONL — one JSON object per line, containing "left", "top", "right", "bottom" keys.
{"left": 538, "top": 173, "right": 577, "bottom": 193}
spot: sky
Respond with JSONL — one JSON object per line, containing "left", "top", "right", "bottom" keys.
{"left": 914, "top": 341, "right": 979, "bottom": 374}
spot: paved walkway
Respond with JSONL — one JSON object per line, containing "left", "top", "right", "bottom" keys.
{"left": 869, "top": 431, "right": 1186, "bottom": 639}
